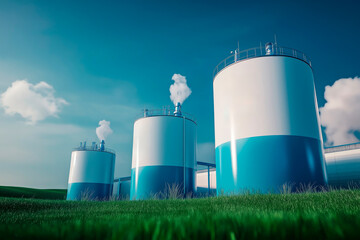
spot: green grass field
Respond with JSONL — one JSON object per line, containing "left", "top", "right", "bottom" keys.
{"left": 0, "top": 186, "right": 67, "bottom": 200}
{"left": 0, "top": 187, "right": 360, "bottom": 239}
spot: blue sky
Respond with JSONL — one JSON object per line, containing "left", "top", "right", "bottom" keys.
{"left": 0, "top": 0, "right": 360, "bottom": 188}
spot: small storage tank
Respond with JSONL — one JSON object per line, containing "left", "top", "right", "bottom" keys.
{"left": 130, "top": 106, "right": 197, "bottom": 200}
{"left": 67, "top": 141, "right": 115, "bottom": 200}
{"left": 325, "top": 143, "right": 360, "bottom": 187}
{"left": 213, "top": 44, "right": 327, "bottom": 194}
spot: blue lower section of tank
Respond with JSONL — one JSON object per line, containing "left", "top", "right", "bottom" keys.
{"left": 130, "top": 166, "right": 196, "bottom": 200}
{"left": 215, "top": 135, "right": 327, "bottom": 194}
{"left": 67, "top": 182, "right": 113, "bottom": 200}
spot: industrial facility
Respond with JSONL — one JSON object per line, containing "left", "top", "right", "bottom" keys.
{"left": 66, "top": 42, "right": 360, "bottom": 201}
{"left": 67, "top": 140, "right": 115, "bottom": 200}
{"left": 130, "top": 104, "right": 197, "bottom": 200}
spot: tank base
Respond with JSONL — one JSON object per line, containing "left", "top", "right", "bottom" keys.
{"left": 67, "top": 182, "right": 113, "bottom": 200}
{"left": 215, "top": 135, "right": 327, "bottom": 194}
{"left": 130, "top": 165, "right": 196, "bottom": 200}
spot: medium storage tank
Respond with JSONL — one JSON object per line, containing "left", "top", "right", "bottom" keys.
{"left": 130, "top": 107, "right": 197, "bottom": 200}
{"left": 325, "top": 143, "right": 360, "bottom": 187}
{"left": 213, "top": 44, "right": 327, "bottom": 194}
{"left": 67, "top": 141, "right": 115, "bottom": 200}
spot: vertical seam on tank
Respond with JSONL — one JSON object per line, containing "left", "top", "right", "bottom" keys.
{"left": 183, "top": 116, "right": 186, "bottom": 195}
{"left": 334, "top": 152, "right": 338, "bottom": 185}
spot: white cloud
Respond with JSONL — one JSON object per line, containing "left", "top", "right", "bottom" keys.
{"left": 320, "top": 77, "right": 360, "bottom": 146}
{"left": 0, "top": 80, "right": 68, "bottom": 124}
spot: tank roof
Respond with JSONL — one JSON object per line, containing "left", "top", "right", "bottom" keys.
{"left": 213, "top": 45, "right": 312, "bottom": 78}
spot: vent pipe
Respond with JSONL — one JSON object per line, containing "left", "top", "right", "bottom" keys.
{"left": 144, "top": 109, "right": 149, "bottom": 117}
{"left": 265, "top": 42, "right": 274, "bottom": 55}
{"left": 174, "top": 102, "right": 182, "bottom": 116}
{"left": 100, "top": 140, "right": 105, "bottom": 151}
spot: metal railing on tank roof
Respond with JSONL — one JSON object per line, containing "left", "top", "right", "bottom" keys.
{"left": 138, "top": 107, "right": 197, "bottom": 123}
{"left": 73, "top": 146, "right": 116, "bottom": 154}
{"left": 213, "top": 45, "right": 312, "bottom": 78}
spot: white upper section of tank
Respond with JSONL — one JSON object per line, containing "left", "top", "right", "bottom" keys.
{"left": 68, "top": 150, "right": 115, "bottom": 184}
{"left": 132, "top": 115, "right": 197, "bottom": 169}
{"left": 213, "top": 56, "right": 322, "bottom": 147}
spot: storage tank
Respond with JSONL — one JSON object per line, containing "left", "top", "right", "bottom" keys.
{"left": 325, "top": 143, "right": 360, "bottom": 187}
{"left": 67, "top": 141, "right": 115, "bottom": 200}
{"left": 213, "top": 44, "right": 327, "bottom": 194}
{"left": 130, "top": 107, "right": 197, "bottom": 200}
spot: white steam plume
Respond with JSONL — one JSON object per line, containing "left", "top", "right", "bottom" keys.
{"left": 169, "top": 73, "right": 192, "bottom": 106}
{"left": 320, "top": 77, "right": 360, "bottom": 146}
{"left": 96, "top": 120, "right": 113, "bottom": 141}
{"left": 0, "top": 80, "right": 68, "bottom": 124}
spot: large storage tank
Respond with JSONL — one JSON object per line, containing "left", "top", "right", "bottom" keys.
{"left": 213, "top": 44, "right": 327, "bottom": 194}
{"left": 67, "top": 141, "right": 115, "bottom": 200}
{"left": 130, "top": 107, "right": 197, "bottom": 200}
{"left": 325, "top": 143, "right": 360, "bottom": 187}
